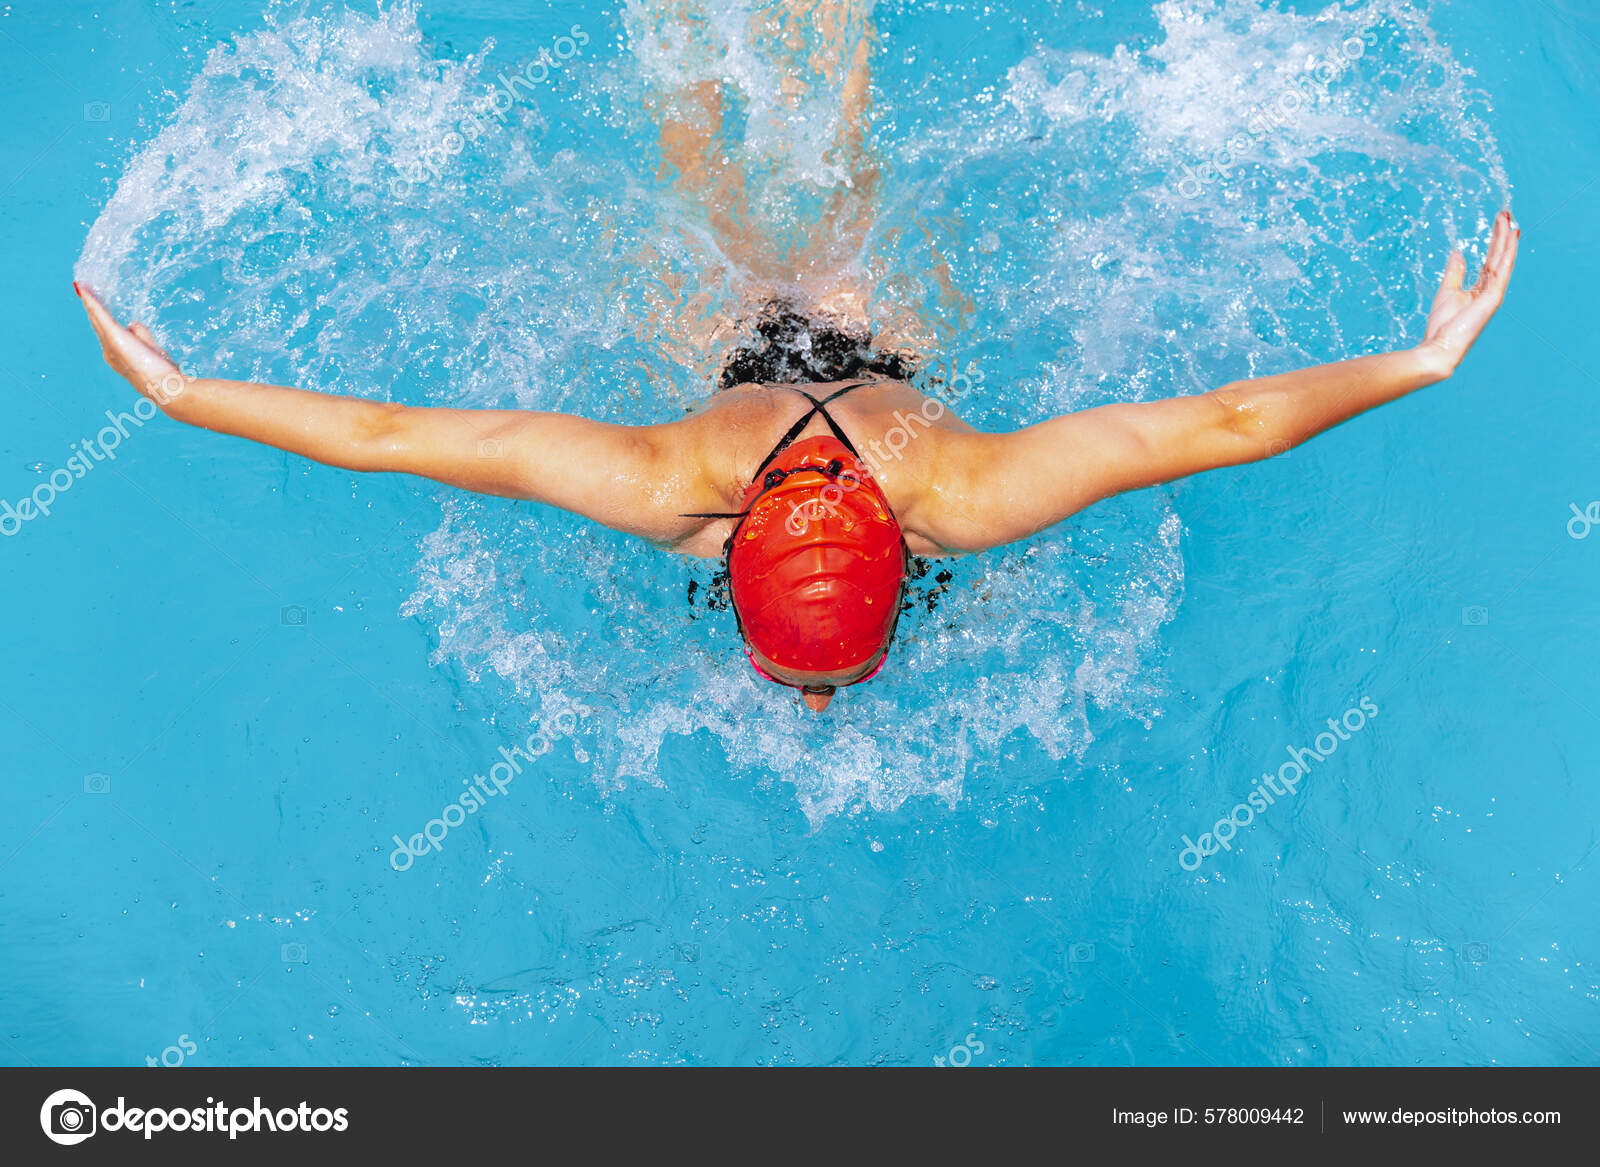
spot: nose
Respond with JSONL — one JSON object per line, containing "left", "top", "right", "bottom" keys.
{"left": 802, "top": 689, "right": 834, "bottom": 713}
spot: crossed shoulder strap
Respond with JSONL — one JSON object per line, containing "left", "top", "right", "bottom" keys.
{"left": 682, "top": 379, "right": 877, "bottom": 521}
{"left": 749, "top": 380, "right": 872, "bottom": 478}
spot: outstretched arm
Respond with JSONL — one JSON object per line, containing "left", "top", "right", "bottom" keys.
{"left": 75, "top": 284, "right": 709, "bottom": 544}
{"left": 909, "top": 210, "right": 1520, "bottom": 553}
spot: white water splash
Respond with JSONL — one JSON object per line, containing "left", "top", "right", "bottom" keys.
{"left": 77, "top": 0, "right": 1505, "bottom": 824}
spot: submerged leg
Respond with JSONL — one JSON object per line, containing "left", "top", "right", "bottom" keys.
{"left": 654, "top": 77, "right": 776, "bottom": 280}
{"left": 640, "top": 0, "right": 949, "bottom": 369}
{"left": 783, "top": 0, "right": 951, "bottom": 356}
{"left": 647, "top": 0, "right": 878, "bottom": 296}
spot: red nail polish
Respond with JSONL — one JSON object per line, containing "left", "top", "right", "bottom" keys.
{"left": 72, "top": 280, "right": 81, "bottom": 297}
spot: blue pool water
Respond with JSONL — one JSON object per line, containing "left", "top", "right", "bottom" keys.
{"left": 3, "top": 0, "right": 1597, "bottom": 1066}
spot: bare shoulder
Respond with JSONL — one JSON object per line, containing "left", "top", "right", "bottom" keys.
{"left": 875, "top": 421, "right": 1009, "bottom": 556}
{"left": 670, "top": 384, "right": 792, "bottom": 485}
{"left": 655, "top": 378, "right": 996, "bottom": 557}
{"left": 885, "top": 404, "right": 1154, "bottom": 555}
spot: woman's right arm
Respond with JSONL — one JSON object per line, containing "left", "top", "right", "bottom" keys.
{"left": 76, "top": 283, "right": 715, "bottom": 543}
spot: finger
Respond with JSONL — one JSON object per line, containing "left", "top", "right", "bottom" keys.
{"left": 1477, "top": 210, "right": 1512, "bottom": 289}
{"left": 1480, "top": 210, "right": 1519, "bottom": 297}
{"left": 1487, "top": 211, "right": 1509, "bottom": 264}
{"left": 1431, "top": 250, "right": 1466, "bottom": 311}
{"left": 1452, "top": 229, "right": 1519, "bottom": 341}
{"left": 129, "top": 322, "right": 175, "bottom": 363}
{"left": 75, "top": 281, "right": 127, "bottom": 343}
{"left": 1472, "top": 212, "right": 1510, "bottom": 297}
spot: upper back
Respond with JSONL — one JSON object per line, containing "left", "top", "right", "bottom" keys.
{"left": 669, "top": 378, "right": 977, "bottom": 557}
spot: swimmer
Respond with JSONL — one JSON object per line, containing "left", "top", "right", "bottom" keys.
{"left": 75, "top": 9, "right": 1519, "bottom": 713}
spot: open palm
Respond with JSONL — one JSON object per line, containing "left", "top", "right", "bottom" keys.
{"left": 75, "top": 281, "right": 185, "bottom": 400}
{"left": 1420, "top": 209, "right": 1519, "bottom": 374}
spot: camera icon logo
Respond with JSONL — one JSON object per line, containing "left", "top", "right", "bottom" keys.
{"left": 280, "top": 605, "right": 307, "bottom": 627}
{"left": 1462, "top": 942, "right": 1489, "bottom": 964}
{"left": 1265, "top": 438, "right": 1292, "bottom": 458}
{"left": 1068, "top": 941, "right": 1096, "bottom": 964}
{"left": 1460, "top": 605, "right": 1489, "bottom": 627}
{"left": 40, "top": 1088, "right": 97, "bottom": 1145}
{"left": 83, "top": 101, "right": 111, "bottom": 122}
{"left": 477, "top": 438, "right": 505, "bottom": 459}
{"left": 281, "top": 942, "right": 309, "bottom": 964}
{"left": 83, "top": 772, "right": 111, "bottom": 795}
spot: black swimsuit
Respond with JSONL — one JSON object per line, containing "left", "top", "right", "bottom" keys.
{"left": 684, "top": 378, "right": 879, "bottom": 523}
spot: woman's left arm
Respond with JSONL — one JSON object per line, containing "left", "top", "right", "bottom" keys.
{"left": 908, "top": 210, "right": 1519, "bottom": 554}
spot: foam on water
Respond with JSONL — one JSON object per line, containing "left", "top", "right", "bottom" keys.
{"left": 76, "top": 0, "right": 1507, "bottom": 826}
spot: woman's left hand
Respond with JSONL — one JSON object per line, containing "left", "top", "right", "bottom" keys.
{"left": 1417, "top": 208, "right": 1520, "bottom": 378}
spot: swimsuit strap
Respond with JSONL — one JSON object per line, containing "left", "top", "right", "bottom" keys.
{"left": 681, "top": 379, "right": 877, "bottom": 520}
{"left": 750, "top": 380, "right": 873, "bottom": 479}
{"left": 678, "top": 461, "right": 845, "bottom": 521}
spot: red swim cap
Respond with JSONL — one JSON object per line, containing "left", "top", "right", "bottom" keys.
{"left": 728, "top": 436, "right": 906, "bottom": 678}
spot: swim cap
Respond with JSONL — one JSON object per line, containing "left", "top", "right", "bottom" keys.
{"left": 728, "top": 436, "right": 906, "bottom": 678}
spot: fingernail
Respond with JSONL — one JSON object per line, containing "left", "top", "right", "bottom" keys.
{"left": 72, "top": 280, "right": 81, "bottom": 297}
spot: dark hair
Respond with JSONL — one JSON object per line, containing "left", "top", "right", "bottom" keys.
{"left": 718, "top": 301, "right": 917, "bottom": 390}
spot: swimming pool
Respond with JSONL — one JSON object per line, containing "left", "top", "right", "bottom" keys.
{"left": 4, "top": 0, "right": 1597, "bottom": 1066}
